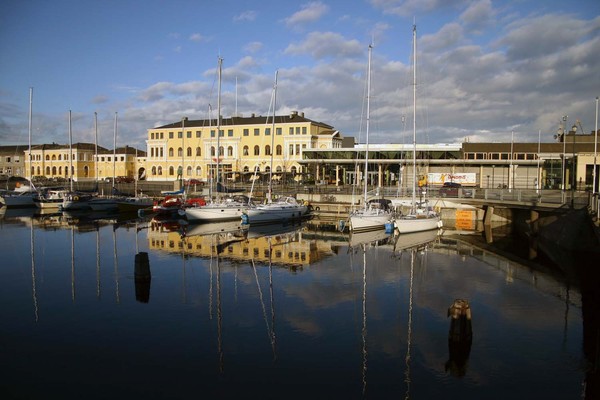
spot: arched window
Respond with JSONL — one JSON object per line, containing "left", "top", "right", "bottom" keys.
{"left": 186, "top": 166, "right": 192, "bottom": 176}
{"left": 211, "top": 146, "right": 216, "bottom": 156}
{"left": 195, "top": 166, "right": 201, "bottom": 176}
{"left": 152, "top": 166, "right": 156, "bottom": 175}
{"left": 157, "top": 166, "right": 163, "bottom": 175}
{"left": 177, "top": 147, "right": 183, "bottom": 157}
{"left": 45, "top": 155, "right": 50, "bottom": 161}
{"left": 265, "top": 145, "right": 271, "bottom": 156}
{"left": 265, "top": 166, "right": 271, "bottom": 173}
{"left": 276, "top": 145, "right": 282, "bottom": 156}
{"left": 37, "top": 166, "right": 41, "bottom": 175}
{"left": 46, "top": 166, "right": 50, "bottom": 175}
{"left": 169, "top": 148, "right": 174, "bottom": 157}
{"left": 254, "top": 145, "right": 260, "bottom": 156}
{"left": 243, "top": 146, "right": 249, "bottom": 156}
{"left": 51, "top": 155, "right": 56, "bottom": 160}
{"left": 227, "top": 146, "right": 233, "bottom": 157}
{"left": 58, "top": 154, "right": 62, "bottom": 160}
{"left": 52, "top": 166, "right": 57, "bottom": 175}
{"left": 291, "top": 166, "right": 297, "bottom": 175}
{"left": 243, "top": 166, "right": 249, "bottom": 173}
{"left": 196, "top": 147, "right": 201, "bottom": 157}
{"left": 276, "top": 166, "right": 282, "bottom": 173}
{"left": 84, "top": 166, "right": 89, "bottom": 177}
{"left": 187, "top": 147, "right": 192, "bottom": 157}
{"left": 58, "top": 166, "right": 62, "bottom": 175}
{"left": 219, "top": 146, "right": 224, "bottom": 156}
{"left": 169, "top": 166, "right": 174, "bottom": 176}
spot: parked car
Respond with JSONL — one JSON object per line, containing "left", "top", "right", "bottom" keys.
{"left": 185, "top": 179, "right": 205, "bottom": 186}
{"left": 438, "top": 182, "right": 473, "bottom": 197}
{"left": 115, "top": 176, "right": 134, "bottom": 183}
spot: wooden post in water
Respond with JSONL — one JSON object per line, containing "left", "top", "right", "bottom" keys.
{"left": 134, "top": 252, "right": 151, "bottom": 303}
{"left": 446, "top": 299, "right": 472, "bottom": 376}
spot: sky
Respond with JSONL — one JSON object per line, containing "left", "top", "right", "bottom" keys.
{"left": 1, "top": 0, "right": 599, "bottom": 150}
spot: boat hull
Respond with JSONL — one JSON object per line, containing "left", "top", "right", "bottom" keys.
{"left": 243, "top": 205, "right": 308, "bottom": 224}
{"left": 0, "top": 192, "right": 37, "bottom": 208}
{"left": 186, "top": 204, "right": 247, "bottom": 222}
{"left": 88, "top": 198, "right": 119, "bottom": 212}
{"left": 395, "top": 215, "right": 442, "bottom": 234}
{"left": 349, "top": 211, "right": 391, "bottom": 233}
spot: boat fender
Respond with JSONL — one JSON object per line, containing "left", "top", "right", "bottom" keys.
{"left": 303, "top": 200, "right": 309, "bottom": 206}
{"left": 73, "top": 195, "right": 79, "bottom": 201}
{"left": 315, "top": 206, "right": 320, "bottom": 211}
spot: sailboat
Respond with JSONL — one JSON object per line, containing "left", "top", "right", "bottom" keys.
{"left": 186, "top": 57, "right": 251, "bottom": 223}
{"left": 394, "top": 25, "right": 442, "bottom": 234}
{"left": 89, "top": 112, "right": 119, "bottom": 212}
{"left": 242, "top": 71, "right": 308, "bottom": 225}
{"left": 348, "top": 45, "right": 393, "bottom": 232}
{"left": 61, "top": 110, "right": 95, "bottom": 211}
{"left": 1, "top": 88, "right": 38, "bottom": 208}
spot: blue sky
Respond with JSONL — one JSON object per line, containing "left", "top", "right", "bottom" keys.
{"left": 1, "top": 0, "right": 599, "bottom": 150}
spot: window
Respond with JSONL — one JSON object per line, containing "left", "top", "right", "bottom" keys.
{"left": 178, "top": 148, "right": 183, "bottom": 157}
{"left": 296, "top": 144, "right": 300, "bottom": 155}
{"left": 265, "top": 128, "right": 271, "bottom": 136}
{"left": 254, "top": 145, "right": 260, "bottom": 156}
{"left": 178, "top": 132, "right": 182, "bottom": 139}
{"left": 227, "top": 146, "right": 233, "bottom": 157}
{"left": 296, "top": 127, "right": 300, "bottom": 135}
{"left": 195, "top": 166, "right": 201, "bottom": 176}
{"left": 187, "top": 131, "right": 191, "bottom": 138}
{"left": 254, "top": 128, "right": 260, "bottom": 136}
{"left": 196, "top": 130, "right": 201, "bottom": 138}
{"left": 160, "top": 148, "right": 164, "bottom": 157}
{"left": 169, "top": 132, "right": 174, "bottom": 139}
{"left": 158, "top": 166, "right": 163, "bottom": 175}
{"left": 160, "top": 132, "right": 164, "bottom": 139}
{"left": 228, "top": 129, "right": 233, "bottom": 137}
{"left": 276, "top": 145, "right": 282, "bottom": 156}
{"left": 276, "top": 127, "right": 282, "bottom": 135}
{"left": 265, "top": 145, "right": 271, "bottom": 156}
{"left": 152, "top": 166, "right": 156, "bottom": 175}
{"left": 219, "top": 129, "right": 224, "bottom": 137}
{"left": 169, "top": 148, "right": 174, "bottom": 157}
{"left": 186, "top": 166, "right": 192, "bottom": 176}
{"left": 45, "top": 155, "right": 49, "bottom": 161}
{"left": 187, "top": 147, "right": 192, "bottom": 157}
{"left": 289, "top": 144, "right": 294, "bottom": 155}
{"left": 151, "top": 132, "right": 155, "bottom": 139}
{"left": 289, "top": 127, "right": 294, "bottom": 135}
{"left": 243, "top": 146, "right": 249, "bottom": 156}
{"left": 211, "top": 146, "right": 216, "bottom": 156}
{"left": 302, "top": 127, "right": 307, "bottom": 135}
{"left": 211, "top": 130, "right": 215, "bottom": 137}
{"left": 243, "top": 129, "right": 249, "bottom": 136}
{"left": 219, "top": 146, "right": 224, "bottom": 156}
{"left": 169, "top": 166, "right": 174, "bottom": 175}
{"left": 196, "top": 147, "right": 201, "bottom": 157}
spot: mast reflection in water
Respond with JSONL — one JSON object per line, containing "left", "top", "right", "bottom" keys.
{"left": 0, "top": 209, "right": 596, "bottom": 399}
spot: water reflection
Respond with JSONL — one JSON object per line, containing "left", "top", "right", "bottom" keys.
{"left": 0, "top": 211, "right": 596, "bottom": 399}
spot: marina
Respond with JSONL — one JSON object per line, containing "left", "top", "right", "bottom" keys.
{"left": 0, "top": 207, "right": 597, "bottom": 399}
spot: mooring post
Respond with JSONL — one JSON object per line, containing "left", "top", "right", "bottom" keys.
{"left": 134, "top": 252, "right": 151, "bottom": 303}
{"left": 446, "top": 299, "right": 473, "bottom": 376}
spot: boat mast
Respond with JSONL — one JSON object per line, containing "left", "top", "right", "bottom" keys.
{"left": 268, "top": 70, "right": 278, "bottom": 203}
{"left": 94, "top": 112, "right": 98, "bottom": 184}
{"left": 216, "top": 57, "right": 222, "bottom": 191}
{"left": 363, "top": 44, "right": 373, "bottom": 209}
{"left": 411, "top": 24, "right": 417, "bottom": 211}
{"left": 68, "top": 110, "right": 73, "bottom": 192}
{"left": 28, "top": 87, "right": 33, "bottom": 182}
{"left": 113, "top": 112, "right": 117, "bottom": 188}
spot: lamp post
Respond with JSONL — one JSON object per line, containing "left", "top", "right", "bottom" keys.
{"left": 509, "top": 130, "right": 514, "bottom": 192}
{"left": 180, "top": 116, "right": 187, "bottom": 187}
{"left": 561, "top": 115, "right": 567, "bottom": 192}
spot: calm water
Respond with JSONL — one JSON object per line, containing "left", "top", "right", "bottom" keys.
{"left": 0, "top": 208, "right": 596, "bottom": 399}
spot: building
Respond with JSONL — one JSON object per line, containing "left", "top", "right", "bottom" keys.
{"left": 144, "top": 111, "right": 342, "bottom": 183}
{"left": 0, "top": 145, "right": 28, "bottom": 178}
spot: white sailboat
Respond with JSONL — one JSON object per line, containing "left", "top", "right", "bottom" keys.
{"left": 89, "top": 112, "right": 120, "bottom": 211}
{"left": 186, "top": 57, "right": 251, "bottom": 223}
{"left": 61, "top": 110, "right": 95, "bottom": 211}
{"left": 242, "top": 70, "right": 308, "bottom": 225}
{"left": 1, "top": 88, "right": 38, "bottom": 208}
{"left": 394, "top": 25, "right": 442, "bottom": 234}
{"left": 349, "top": 45, "right": 393, "bottom": 233}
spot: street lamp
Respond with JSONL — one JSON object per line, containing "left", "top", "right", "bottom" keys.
{"left": 557, "top": 115, "right": 568, "bottom": 192}
{"left": 571, "top": 123, "right": 577, "bottom": 191}
{"left": 594, "top": 97, "right": 599, "bottom": 194}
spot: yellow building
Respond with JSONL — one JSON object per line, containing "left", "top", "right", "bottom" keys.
{"left": 26, "top": 143, "right": 100, "bottom": 181}
{"left": 25, "top": 143, "right": 144, "bottom": 182}
{"left": 144, "top": 111, "right": 343, "bottom": 182}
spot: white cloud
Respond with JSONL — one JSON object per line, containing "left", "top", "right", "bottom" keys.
{"left": 189, "top": 33, "right": 204, "bottom": 42}
{"left": 284, "top": 1, "right": 329, "bottom": 30}
{"left": 284, "top": 32, "right": 363, "bottom": 60}
{"left": 233, "top": 10, "right": 257, "bottom": 22}
{"left": 244, "top": 41, "right": 263, "bottom": 54}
